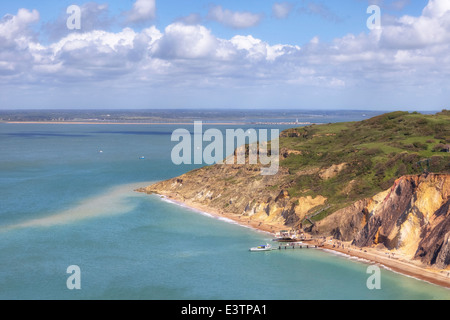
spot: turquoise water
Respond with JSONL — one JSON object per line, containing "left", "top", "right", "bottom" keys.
{"left": 1, "top": 122, "right": 450, "bottom": 300}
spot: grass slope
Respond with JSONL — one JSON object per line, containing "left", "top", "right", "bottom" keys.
{"left": 278, "top": 110, "right": 450, "bottom": 221}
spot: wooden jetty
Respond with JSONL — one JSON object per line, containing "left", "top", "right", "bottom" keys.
{"left": 275, "top": 243, "right": 322, "bottom": 250}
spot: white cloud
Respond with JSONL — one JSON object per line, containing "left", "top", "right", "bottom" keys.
{"left": 380, "top": 0, "right": 450, "bottom": 49}
{"left": 0, "top": 8, "right": 39, "bottom": 44}
{"left": 126, "top": 0, "right": 156, "bottom": 23}
{"left": 1, "top": 0, "right": 450, "bottom": 109}
{"left": 422, "top": 0, "right": 450, "bottom": 17}
{"left": 230, "top": 35, "right": 300, "bottom": 62}
{"left": 207, "top": 5, "right": 263, "bottom": 29}
{"left": 152, "top": 23, "right": 219, "bottom": 59}
{"left": 0, "top": 9, "right": 39, "bottom": 79}
{"left": 272, "top": 2, "right": 294, "bottom": 19}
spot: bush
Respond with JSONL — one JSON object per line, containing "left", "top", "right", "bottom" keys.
{"left": 363, "top": 148, "right": 382, "bottom": 156}
{"left": 412, "top": 141, "right": 428, "bottom": 150}
{"left": 432, "top": 144, "right": 446, "bottom": 152}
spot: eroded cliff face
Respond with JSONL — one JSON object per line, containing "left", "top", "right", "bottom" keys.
{"left": 138, "top": 161, "right": 328, "bottom": 231}
{"left": 139, "top": 168, "right": 450, "bottom": 267}
{"left": 315, "top": 174, "right": 450, "bottom": 267}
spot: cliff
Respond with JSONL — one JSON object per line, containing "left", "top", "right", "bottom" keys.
{"left": 138, "top": 111, "right": 450, "bottom": 268}
{"left": 138, "top": 162, "right": 322, "bottom": 229}
{"left": 314, "top": 174, "right": 450, "bottom": 268}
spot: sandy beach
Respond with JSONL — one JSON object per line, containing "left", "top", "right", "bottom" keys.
{"left": 150, "top": 191, "right": 450, "bottom": 291}
{"left": 156, "top": 192, "right": 288, "bottom": 236}
{"left": 319, "top": 241, "right": 450, "bottom": 290}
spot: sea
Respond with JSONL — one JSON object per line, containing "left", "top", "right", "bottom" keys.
{"left": 1, "top": 110, "right": 450, "bottom": 300}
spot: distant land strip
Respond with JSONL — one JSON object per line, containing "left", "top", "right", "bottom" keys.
{"left": 3, "top": 121, "right": 314, "bottom": 126}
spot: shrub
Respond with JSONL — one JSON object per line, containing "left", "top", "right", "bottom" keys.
{"left": 432, "top": 144, "right": 446, "bottom": 152}
{"left": 363, "top": 148, "right": 382, "bottom": 156}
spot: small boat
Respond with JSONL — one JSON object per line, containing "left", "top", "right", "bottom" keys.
{"left": 249, "top": 244, "right": 273, "bottom": 252}
{"left": 139, "top": 156, "right": 145, "bottom": 160}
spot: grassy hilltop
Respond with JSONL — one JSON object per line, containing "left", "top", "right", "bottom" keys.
{"left": 142, "top": 110, "right": 450, "bottom": 229}
{"left": 278, "top": 110, "right": 450, "bottom": 220}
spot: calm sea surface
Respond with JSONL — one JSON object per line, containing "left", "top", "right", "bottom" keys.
{"left": 1, "top": 118, "right": 450, "bottom": 300}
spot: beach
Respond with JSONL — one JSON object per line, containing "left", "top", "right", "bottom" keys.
{"left": 320, "top": 242, "right": 450, "bottom": 290}
{"left": 150, "top": 190, "right": 450, "bottom": 290}
{"left": 154, "top": 192, "right": 288, "bottom": 236}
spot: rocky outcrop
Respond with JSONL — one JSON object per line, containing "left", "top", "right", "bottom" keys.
{"left": 319, "top": 163, "right": 348, "bottom": 180}
{"left": 312, "top": 199, "right": 369, "bottom": 241}
{"left": 415, "top": 198, "right": 450, "bottom": 268}
{"left": 315, "top": 174, "right": 450, "bottom": 267}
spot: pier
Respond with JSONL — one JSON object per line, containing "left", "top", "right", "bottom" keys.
{"left": 275, "top": 243, "right": 321, "bottom": 250}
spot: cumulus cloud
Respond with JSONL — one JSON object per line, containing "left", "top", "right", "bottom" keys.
{"left": 126, "top": 0, "right": 156, "bottom": 23}
{"left": 152, "top": 23, "right": 219, "bottom": 60}
{"left": 0, "top": 8, "right": 39, "bottom": 77}
{"left": 230, "top": 35, "right": 300, "bottom": 62}
{"left": 207, "top": 5, "right": 263, "bottom": 29}
{"left": 0, "top": 8, "right": 39, "bottom": 45}
{"left": 379, "top": 0, "right": 450, "bottom": 49}
{"left": 422, "top": 0, "right": 450, "bottom": 17}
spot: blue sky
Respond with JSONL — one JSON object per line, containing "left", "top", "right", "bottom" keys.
{"left": 2, "top": 0, "right": 428, "bottom": 44}
{"left": 0, "top": 0, "right": 449, "bottom": 111}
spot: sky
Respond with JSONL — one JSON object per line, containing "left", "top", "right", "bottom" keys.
{"left": 0, "top": 0, "right": 449, "bottom": 111}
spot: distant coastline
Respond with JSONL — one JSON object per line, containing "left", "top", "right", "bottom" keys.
{"left": 3, "top": 121, "right": 314, "bottom": 126}
{"left": 0, "top": 109, "right": 383, "bottom": 125}
{"left": 3, "top": 121, "right": 248, "bottom": 125}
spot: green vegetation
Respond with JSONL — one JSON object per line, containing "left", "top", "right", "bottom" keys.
{"left": 279, "top": 111, "right": 450, "bottom": 218}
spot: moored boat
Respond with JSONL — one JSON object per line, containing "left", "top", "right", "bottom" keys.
{"left": 249, "top": 244, "right": 273, "bottom": 252}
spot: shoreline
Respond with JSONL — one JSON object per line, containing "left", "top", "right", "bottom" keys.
{"left": 153, "top": 192, "right": 287, "bottom": 236}
{"left": 319, "top": 242, "right": 450, "bottom": 290}
{"left": 147, "top": 190, "right": 450, "bottom": 291}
